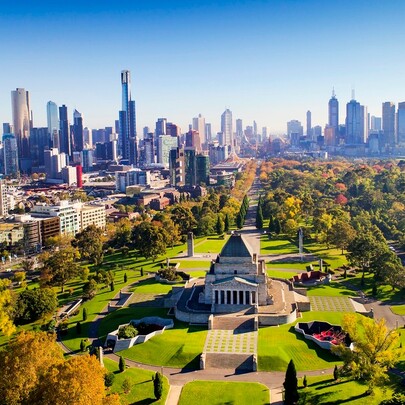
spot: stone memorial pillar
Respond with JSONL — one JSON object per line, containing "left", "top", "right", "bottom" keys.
{"left": 187, "top": 232, "right": 194, "bottom": 257}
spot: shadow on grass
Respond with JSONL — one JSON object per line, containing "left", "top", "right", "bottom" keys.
{"left": 132, "top": 397, "right": 158, "bottom": 404}
{"left": 306, "top": 282, "right": 355, "bottom": 296}
{"left": 323, "top": 391, "right": 369, "bottom": 404}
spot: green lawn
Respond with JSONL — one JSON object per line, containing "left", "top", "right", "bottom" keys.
{"left": 304, "top": 243, "right": 348, "bottom": 269}
{"left": 267, "top": 270, "right": 299, "bottom": 279}
{"left": 104, "top": 358, "right": 169, "bottom": 405}
{"left": 261, "top": 236, "right": 298, "bottom": 255}
{"left": 258, "top": 312, "right": 347, "bottom": 371}
{"left": 391, "top": 305, "right": 405, "bottom": 315}
{"left": 177, "top": 260, "right": 210, "bottom": 269}
{"left": 298, "top": 374, "right": 397, "bottom": 405}
{"left": 267, "top": 262, "right": 309, "bottom": 270}
{"left": 193, "top": 236, "right": 229, "bottom": 254}
{"left": 306, "top": 282, "right": 356, "bottom": 297}
{"left": 179, "top": 381, "right": 270, "bottom": 405}
{"left": 120, "top": 322, "right": 207, "bottom": 368}
{"left": 132, "top": 278, "right": 182, "bottom": 294}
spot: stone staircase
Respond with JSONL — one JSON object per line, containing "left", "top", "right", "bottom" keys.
{"left": 213, "top": 315, "right": 255, "bottom": 331}
{"left": 205, "top": 353, "right": 254, "bottom": 371}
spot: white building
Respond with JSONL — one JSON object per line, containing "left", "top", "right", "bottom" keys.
{"left": 158, "top": 135, "right": 178, "bottom": 167}
{"left": 115, "top": 169, "right": 151, "bottom": 192}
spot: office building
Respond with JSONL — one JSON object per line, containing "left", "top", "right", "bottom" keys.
{"left": 196, "top": 155, "right": 210, "bottom": 185}
{"left": 72, "top": 109, "right": 84, "bottom": 153}
{"left": 345, "top": 98, "right": 362, "bottom": 145}
{"left": 30, "top": 127, "right": 49, "bottom": 167}
{"left": 11, "top": 88, "right": 31, "bottom": 172}
{"left": 83, "top": 127, "right": 92, "bottom": 148}
{"left": 169, "top": 147, "right": 185, "bottom": 187}
{"left": 44, "top": 148, "right": 68, "bottom": 179}
{"left": 115, "top": 169, "right": 151, "bottom": 192}
{"left": 47, "top": 101, "right": 59, "bottom": 138}
{"left": 185, "top": 129, "right": 201, "bottom": 152}
{"left": 158, "top": 135, "right": 178, "bottom": 167}
{"left": 205, "top": 123, "right": 212, "bottom": 143}
{"left": 382, "top": 101, "right": 396, "bottom": 147}
{"left": 397, "top": 102, "right": 405, "bottom": 145}
{"left": 370, "top": 116, "right": 382, "bottom": 131}
{"left": 306, "top": 110, "right": 312, "bottom": 138}
{"left": 167, "top": 122, "right": 181, "bottom": 137}
{"left": 3, "top": 133, "right": 19, "bottom": 176}
{"left": 155, "top": 118, "right": 167, "bottom": 136}
{"left": 81, "top": 149, "right": 93, "bottom": 172}
{"left": 287, "top": 120, "right": 303, "bottom": 137}
{"left": 59, "top": 105, "right": 70, "bottom": 157}
{"left": 192, "top": 114, "right": 206, "bottom": 145}
{"left": 184, "top": 148, "right": 197, "bottom": 187}
{"left": 0, "top": 181, "right": 8, "bottom": 217}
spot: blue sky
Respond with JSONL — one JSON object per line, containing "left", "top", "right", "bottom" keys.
{"left": 1, "top": 0, "right": 405, "bottom": 134}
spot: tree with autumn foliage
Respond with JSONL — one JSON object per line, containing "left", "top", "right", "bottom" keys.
{"left": 0, "top": 279, "right": 16, "bottom": 336}
{"left": 332, "top": 314, "right": 402, "bottom": 393}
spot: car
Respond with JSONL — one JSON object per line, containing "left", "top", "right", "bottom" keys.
{"left": 5, "top": 268, "right": 12, "bottom": 272}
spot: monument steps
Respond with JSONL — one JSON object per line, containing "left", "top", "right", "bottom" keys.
{"left": 213, "top": 315, "right": 255, "bottom": 331}
{"left": 205, "top": 353, "right": 254, "bottom": 371}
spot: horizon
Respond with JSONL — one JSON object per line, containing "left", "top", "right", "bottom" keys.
{"left": 1, "top": 0, "right": 405, "bottom": 134}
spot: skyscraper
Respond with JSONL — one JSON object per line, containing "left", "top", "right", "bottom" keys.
{"left": 345, "top": 98, "right": 362, "bottom": 145}
{"left": 118, "top": 70, "right": 137, "bottom": 165}
{"left": 397, "top": 102, "right": 405, "bottom": 145}
{"left": 59, "top": 105, "right": 70, "bottom": 157}
{"left": 382, "top": 101, "right": 396, "bottom": 147}
{"left": 72, "top": 109, "right": 84, "bottom": 153}
{"left": 306, "top": 110, "right": 312, "bottom": 138}
{"left": 328, "top": 89, "right": 339, "bottom": 137}
{"left": 221, "top": 109, "right": 233, "bottom": 149}
{"left": 47, "top": 101, "right": 58, "bottom": 137}
{"left": 205, "top": 123, "right": 212, "bottom": 143}
{"left": 11, "top": 88, "right": 31, "bottom": 172}
{"left": 192, "top": 114, "right": 205, "bottom": 146}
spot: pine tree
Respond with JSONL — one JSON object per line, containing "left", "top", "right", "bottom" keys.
{"left": 283, "top": 359, "right": 299, "bottom": 405}
{"left": 224, "top": 213, "right": 230, "bottom": 232}
{"left": 119, "top": 356, "right": 126, "bottom": 373}
{"left": 256, "top": 203, "right": 264, "bottom": 229}
{"left": 153, "top": 372, "right": 163, "bottom": 399}
{"left": 82, "top": 308, "right": 88, "bottom": 321}
{"left": 274, "top": 218, "right": 281, "bottom": 235}
{"left": 110, "top": 281, "right": 115, "bottom": 291}
{"left": 80, "top": 339, "right": 86, "bottom": 352}
{"left": 268, "top": 215, "right": 276, "bottom": 233}
{"left": 303, "top": 375, "right": 307, "bottom": 388}
{"left": 124, "top": 273, "right": 127, "bottom": 283}
{"left": 236, "top": 213, "right": 243, "bottom": 229}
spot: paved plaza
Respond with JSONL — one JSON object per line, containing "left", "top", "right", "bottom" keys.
{"left": 309, "top": 296, "right": 355, "bottom": 312}
{"left": 204, "top": 329, "right": 258, "bottom": 354}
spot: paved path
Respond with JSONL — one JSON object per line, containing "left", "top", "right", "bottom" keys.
{"left": 204, "top": 329, "right": 257, "bottom": 354}
{"left": 166, "top": 385, "right": 183, "bottom": 405}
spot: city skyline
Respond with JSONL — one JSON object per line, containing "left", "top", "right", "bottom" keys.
{"left": 1, "top": 1, "right": 405, "bottom": 133}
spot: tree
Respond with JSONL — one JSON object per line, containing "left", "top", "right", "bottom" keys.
{"left": 0, "top": 279, "right": 16, "bottom": 336}
{"left": 36, "top": 354, "right": 106, "bottom": 405}
{"left": 256, "top": 203, "right": 264, "bottom": 229}
{"left": 283, "top": 359, "right": 299, "bottom": 405}
{"left": 21, "top": 259, "right": 35, "bottom": 272}
{"left": 14, "top": 287, "right": 58, "bottom": 324}
{"left": 274, "top": 218, "right": 282, "bottom": 235}
{"left": 72, "top": 224, "right": 104, "bottom": 265}
{"left": 224, "top": 213, "right": 230, "bottom": 232}
{"left": 328, "top": 220, "right": 356, "bottom": 254}
{"left": 236, "top": 212, "right": 243, "bottom": 229}
{"left": 119, "top": 356, "right": 126, "bottom": 372}
{"left": 104, "top": 372, "right": 115, "bottom": 388}
{"left": 112, "top": 218, "right": 132, "bottom": 248}
{"left": 153, "top": 372, "right": 164, "bottom": 400}
{"left": 13, "top": 271, "right": 26, "bottom": 284}
{"left": 0, "top": 331, "right": 64, "bottom": 404}
{"left": 332, "top": 314, "right": 401, "bottom": 393}
{"left": 132, "top": 221, "right": 167, "bottom": 260}
{"left": 124, "top": 273, "right": 128, "bottom": 283}
{"left": 215, "top": 215, "right": 224, "bottom": 235}
{"left": 83, "top": 279, "right": 98, "bottom": 300}
{"left": 170, "top": 206, "right": 197, "bottom": 235}
{"left": 41, "top": 246, "right": 81, "bottom": 292}
{"left": 80, "top": 339, "right": 86, "bottom": 352}
{"left": 302, "top": 375, "right": 307, "bottom": 388}
{"left": 83, "top": 307, "right": 88, "bottom": 321}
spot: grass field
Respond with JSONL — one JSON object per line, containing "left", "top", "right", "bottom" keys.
{"left": 267, "top": 270, "right": 299, "bottom": 279}
{"left": 258, "top": 311, "right": 346, "bottom": 371}
{"left": 120, "top": 322, "right": 207, "bottom": 368}
{"left": 193, "top": 236, "right": 229, "bottom": 254}
{"left": 104, "top": 358, "right": 169, "bottom": 405}
{"left": 391, "top": 305, "right": 405, "bottom": 315}
{"left": 177, "top": 260, "right": 211, "bottom": 269}
{"left": 304, "top": 243, "right": 348, "bottom": 269}
{"left": 306, "top": 282, "right": 356, "bottom": 297}
{"left": 261, "top": 236, "right": 298, "bottom": 255}
{"left": 179, "top": 381, "right": 270, "bottom": 405}
{"left": 267, "top": 262, "right": 309, "bottom": 270}
{"left": 131, "top": 278, "right": 183, "bottom": 294}
{"left": 298, "top": 374, "right": 397, "bottom": 405}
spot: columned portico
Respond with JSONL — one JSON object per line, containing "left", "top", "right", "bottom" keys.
{"left": 212, "top": 277, "right": 258, "bottom": 307}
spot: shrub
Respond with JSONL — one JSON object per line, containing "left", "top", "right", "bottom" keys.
{"left": 122, "top": 378, "right": 131, "bottom": 394}
{"left": 104, "top": 372, "right": 115, "bottom": 388}
{"left": 119, "top": 356, "right": 126, "bottom": 372}
{"left": 80, "top": 339, "right": 86, "bottom": 352}
{"left": 153, "top": 372, "right": 163, "bottom": 399}
{"left": 83, "top": 308, "right": 88, "bottom": 321}
{"left": 118, "top": 324, "right": 138, "bottom": 339}
{"left": 157, "top": 267, "right": 182, "bottom": 282}
{"left": 333, "top": 365, "right": 339, "bottom": 381}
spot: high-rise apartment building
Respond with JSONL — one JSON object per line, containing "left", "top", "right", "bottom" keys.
{"left": 328, "top": 90, "right": 339, "bottom": 144}
{"left": 382, "top": 101, "right": 396, "bottom": 147}
{"left": 47, "top": 101, "right": 58, "bottom": 136}
{"left": 118, "top": 70, "right": 137, "bottom": 165}
{"left": 287, "top": 120, "right": 303, "bottom": 137}
{"left": 221, "top": 109, "right": 233, "bottom": 149}
{"left": 157, "top": 135, "right": 178, "bottom": 167}
{"left": 11, "top": 88, "right": 31, "bottom": 172}
{"left": 370, "top": 116, "right": 382, "bottom": 131}
{"left": 2, "top": 133, "right": 19, "bottom": 176}
{"left": 155, "top": 118, "right": 167, "bottom": 136}
{"left": 397, "top": 102, "right": 405, "bottom": 145}
{"left": 205, "top": 123, "right": 212, "bottom": 143}
{"left": 59, "top": 105, "right": 70, "bottom": 157}
{"left": 30, "top": 127, "right": 49, "bottom": 167}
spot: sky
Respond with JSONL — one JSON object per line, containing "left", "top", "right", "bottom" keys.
{"left": 1, "top": 0, "right": 405, "bottom": 135}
